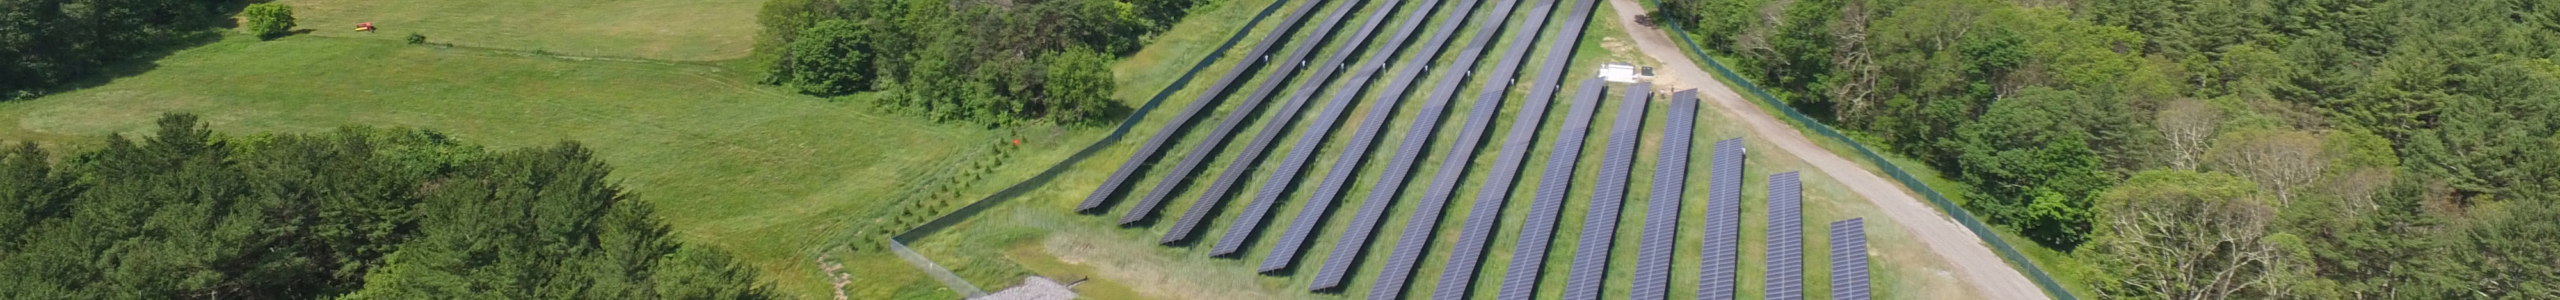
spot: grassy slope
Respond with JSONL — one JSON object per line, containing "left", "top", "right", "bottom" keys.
{"left": 909, "top": 1, "right": 1984, "bottom": 299}
{"left": 0, "top": 33, "right": 1000, "bottom": 298}
{"left": 3, "top": 0, "right": 1304, "bottom": 298}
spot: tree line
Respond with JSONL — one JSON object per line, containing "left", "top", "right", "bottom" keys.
{"left": 0, "top": 114, "right": 779, "bottom": 299}
{"left": 754, "top": 0, "right": 1197, "bottom": 126}
{"left": 0, "top": 0, "right": 240, "bottom": 99}
{"left": 1659, "top": 0, "right": 2557, "bottom": 298}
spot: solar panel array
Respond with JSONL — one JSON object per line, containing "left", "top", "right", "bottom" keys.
{"left": 1830, "top": 218, "right": 1871, "bottom": 300}
{"left": 1561, "top": 83, "right": 1649, "bottom": 300}
{"left": 1422, "top": 54, "right": 1578, "bottom": 300}
{"left": 1119, "top": 0, "right": 1378, "bottom": 226}
{"left": 1310, "top": 0, "right": 1576, "bottom": 285}
{"left": 1630, "top": 90, "right": 1698, "bottom": 300}
{"left": 1251, "top": 0, "right": 1534, "bottom": 269}
{"left": 1367, "top": 0, "right": 1586, "bottom": 296}
{"left": 1696, "top": 138, "right": 1745, "bottom": 300}
{"left": 1211, "top": 0, "right": 1486, "bottom": 257}
{"left": 1078, "top": 0, "right": 1336, "bottom": 213}
{"left": 1491, "top": 78, "right": 1604, "bottom": 300}
{"left": 1043, "top": 0, "right": 1924, "bottom": 294}
{"left": 1161, "top": 0, "right": 1438, "bottom": 244}
{"left": 1765, "top": 171, "right": 1805, "bottom": 300}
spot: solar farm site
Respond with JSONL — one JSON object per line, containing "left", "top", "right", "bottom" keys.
{"left": 891, "top": 0, "right": 1989, "bottom": 298}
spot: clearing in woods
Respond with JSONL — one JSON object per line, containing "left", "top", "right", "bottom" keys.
{"left": 904, "top": 0, "right": 1980, "bottom": 299}
{"left": 4, "top": 0, "right": 1992, "bottom": 298}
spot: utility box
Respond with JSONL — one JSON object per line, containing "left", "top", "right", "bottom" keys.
{"left": 1599, "top": 62, "right": 1648, "bottom": 83}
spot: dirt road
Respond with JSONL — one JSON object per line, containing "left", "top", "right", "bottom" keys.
{"left": 1599, "top": 0, "right": 2050, "bottom": 299}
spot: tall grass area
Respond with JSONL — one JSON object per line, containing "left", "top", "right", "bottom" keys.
{"left": 906, "top": 2, "right": 1982, "bottom": 299}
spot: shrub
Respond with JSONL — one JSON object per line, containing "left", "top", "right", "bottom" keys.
{"left": 241, "top": 3, "right": 297, "bottom": 39}
{"left": 776, "top": 19, "right": 874, "bottom": 95}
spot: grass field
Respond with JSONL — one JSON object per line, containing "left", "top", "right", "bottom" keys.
{"left": 903, "top": 0, "right": 1988, "bottom": 299}
{"left": 0, "top": 32, "right": 1008, "bottom": 298}
{"left": 0, "top": 0, "right": 1318, "bottom": 298}
{"left": 278, "top": 0, "right": 764, "bottom": 61}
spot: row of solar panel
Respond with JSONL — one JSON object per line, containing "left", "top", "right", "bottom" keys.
{"left": 1766, "top": 171, "right": 1806, "bottom": 300}
{"left": 1119, "top": 0, "right": 1385, "bottom": 227}
{"left": 1354, "top": 0, "right": 1525, "bottom": 294}
{"left": 1698, "top": 138, "right": 1746, "bottom": 299}
{"left": 1629, "top": 90, "right": 1699, "bottom": 300}
{"left": 1160, "top": 0, "right": 1453, "bottom": 245}
{"left": 1491, "top": 75, "right": 1605, "bottom": 300}
{"left": 1251, "top": 0, "right": 1531, "bottom": 272}
{"left": 1074, "top": 0, "right": 1336, "bottom": 213}
{"left": 1559, "top": 82, "right": 1650, "bottom": 300}
{"left": 1208, "top": 0, "right": 1478, "bottom": 257}
{"left": 1204, "top": 0, "right": 1452, "bottom": 254}
{"left": 1057, "top": 0, "right": 1884, "bottom": 296}
{"left": 1310, "top": 0, "right": 1590, "bottom": 288}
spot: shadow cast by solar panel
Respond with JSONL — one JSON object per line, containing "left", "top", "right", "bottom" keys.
{"left": 1077, "top": 0, "right": 1346, "bottom": 215}
{"left": 1079, "top": 75, "right": 1269, "bottom": 215}
{"left": 1157, "top": 181, "right": 1280, "bottom": 247}
{"left": 1203, "top": 178, "right": 1306, "bottom": 255}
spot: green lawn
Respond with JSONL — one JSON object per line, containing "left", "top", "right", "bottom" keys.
{"left": 278, "top": 0, "right": 764, "bottom": 61}
{"left": 905, "top": 1, "right": 1982, "bottom": 299}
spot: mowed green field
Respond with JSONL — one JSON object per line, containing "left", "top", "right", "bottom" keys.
{"left": 278, "top": 0, "right": 763, "bottom": 61}
{"left": 0, "top": 33, "right": 997, "bottom": 298}
{"left": 907, "top": 0, "right": 1983, "bottom": 299}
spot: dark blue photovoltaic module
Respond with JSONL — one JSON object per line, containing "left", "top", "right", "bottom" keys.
{"left": 1630, "top": 90, "right": 1698, "bottom": 300}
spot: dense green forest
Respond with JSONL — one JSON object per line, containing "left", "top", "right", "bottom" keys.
{"left": 0, "top": 114, "right": 779, "bottom": 299}
{"left": 0, "top": 0, "right": 237, "bottom": 99}
{"left": 754, "top": 0, "right": 1175, "bottom": 126}
{"left": 1659, "top": 0, "right": 2557, "bottom": 298}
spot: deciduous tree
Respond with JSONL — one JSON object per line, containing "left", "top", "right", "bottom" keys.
{"left": 2086, "top": 170, "right": 2290, "bottom": 300}
{"left": 2158, "top": 98, "right": 2221, "bottom": 171}
{"left": 2208, "top": 129, "right": 2325, "bottom": 205}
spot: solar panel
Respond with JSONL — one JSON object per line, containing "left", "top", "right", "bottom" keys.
{"left": 1630, "top": 90, "right": 1698, "bottom": 300}
{"left": 1484, "top": 0, "right": 1597, "bottom": 296}
{"left": 1300, "top": 0, "right": 1499, "bottom": 287}
{"left": 1560, "top": 83, "right": 1650, "bottom": 300}
{"left": 1696, "top": 138, "right": 1745, "bottom": 300}
{"left": 1078, "top": 0, "right": 1338, "bottom": 213}
{"left": 1491, "top": 78, "right": 1606, "bottom": 300}
{"left": 1829, "top": 218, "right": 1870, "bottom": 300}
{"left": 1317, "top": 0, "right": 1603, "bottom": 287}
{"left": 1764, "top": 171, "right": 1804, "bottom": 300}
{"left": 1363, "top": 0, "right": 1565, "bottom": 295}
{"left": 1203, "top": 0, "right": 1464, "bottom": 257}
{"left": 1247, "top": 0, "right": 1527, "bottom": 268}
{"left": 1414, "top": 12, "right": 1562, "bottom": 298}
{"left": 1119, "top": 0, "right": 1378, "bottom": 226}
{"left": 1162, "top": 0, "right": 1428, "bottom": 244}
